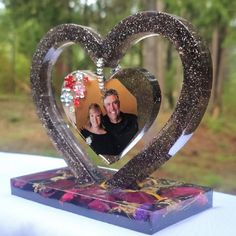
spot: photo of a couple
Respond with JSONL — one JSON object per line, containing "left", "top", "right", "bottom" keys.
{"left": 80, "top": 89, "right": 138, "bottom": 156}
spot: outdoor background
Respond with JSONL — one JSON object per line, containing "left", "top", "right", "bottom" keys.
{"left": 0, "top": 0, "right": 235, "bottom": 194}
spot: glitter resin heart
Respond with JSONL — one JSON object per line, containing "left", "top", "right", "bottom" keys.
{"left": 30, "top": 11, "right": 212, "bottom": 188}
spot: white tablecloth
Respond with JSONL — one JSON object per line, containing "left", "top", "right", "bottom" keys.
{"left": 0, "top": 152, "right": 236, "bottom": 236}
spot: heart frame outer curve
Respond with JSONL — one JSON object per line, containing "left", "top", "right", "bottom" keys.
{"left": 30, "top": 11, "right": 212, "bottom": 188}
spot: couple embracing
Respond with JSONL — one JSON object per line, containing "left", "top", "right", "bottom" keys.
{"left": 80, "top": 89, "right": 138, "bottom": 157}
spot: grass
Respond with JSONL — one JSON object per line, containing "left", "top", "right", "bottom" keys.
{"left": 0, "top": 93, "right": 236, "bottom": 195}
{"left": 0, "top": 94, "right": 59, "bottom": 157}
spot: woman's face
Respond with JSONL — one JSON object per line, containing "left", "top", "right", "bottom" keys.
{"left": 89, "top": 109, "right": 102, "bottom": 128}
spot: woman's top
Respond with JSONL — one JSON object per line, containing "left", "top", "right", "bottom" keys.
{"left": 80, "top": 129, "right": 118, "bottom": 155}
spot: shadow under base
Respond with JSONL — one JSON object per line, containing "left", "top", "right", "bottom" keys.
{"left": 11, "top": 167, "right": 213, "bottom": 234}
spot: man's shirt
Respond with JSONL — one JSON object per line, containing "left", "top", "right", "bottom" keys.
{"left": 102, "top": 112, "right": 138, "bottom": 155}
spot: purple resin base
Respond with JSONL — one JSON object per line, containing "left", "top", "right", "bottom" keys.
{"left": 11, "top": 167, "right": 213, "bottom": 234}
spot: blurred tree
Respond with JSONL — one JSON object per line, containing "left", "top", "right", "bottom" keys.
{"left": 0, "top": 0, "right": 235, "bottom": 118}
{"left": 1, "top": 0, "right": 82, "bottom": 93}
{"left": 0, "top": 0, "right": 143, "bottom": 94}
{"left": 141, "top": 0, "right": 168, "bottom": 110}
{"left": 0, "top": 6, "right": 17, "bottom": 93}
{"left": 141, "top": 0, "right": 158, "bottom": 84}
{"left": 201, "top": 0, "right": 236, "bottom": 118}
{"left": 165, "top": 0, "right": 236, "bottom": 117}
{"left": 2, "top": 0, "right": 77, "bottom": 56}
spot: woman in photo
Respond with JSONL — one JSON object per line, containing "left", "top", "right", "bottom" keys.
{"left": 80, "top": 103, "right": 118, "bottom": 156}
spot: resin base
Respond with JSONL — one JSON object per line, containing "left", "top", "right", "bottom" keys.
{"left": 11, "top": 167, "right": 213, "bottom": 234}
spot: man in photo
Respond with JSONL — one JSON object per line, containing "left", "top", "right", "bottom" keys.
{"left": 102, "top": 89, "right": 138, "bottom": 155}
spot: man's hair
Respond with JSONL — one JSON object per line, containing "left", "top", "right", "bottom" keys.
{"left": 103, "top": 88, "right": 119, "bottom": 101}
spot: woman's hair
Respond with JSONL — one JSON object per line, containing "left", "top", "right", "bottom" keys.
{"left": 87, "top": 103, "right": 103, "bottom": 128}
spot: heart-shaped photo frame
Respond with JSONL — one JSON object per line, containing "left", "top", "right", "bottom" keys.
{"left": 60, "top": 68, "right": 161, "bottom": 165}
{"left": 30, "top": 11, "right": 212, "bottom": 188}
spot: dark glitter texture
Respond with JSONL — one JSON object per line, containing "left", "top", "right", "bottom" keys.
{"left": 30, "top": 11, "right": 212, "bottom": 188}
{"left": 109, "top": 68, "right": 161, "bottom": 147}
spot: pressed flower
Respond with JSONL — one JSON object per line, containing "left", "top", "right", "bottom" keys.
{"left": 73, "top": 97, "right": 80, "bottom": 107}
{"left": 83, "top": 76, "right": 89, "bottom": 83}
{"left": 134, "top": 208, "right": 150, "bottom": 221}
{"left": 60, "top": 191, "right": 76, "bottom": 203}
{"left": 60, "top": 185, "right": 115, "bottom": 205}
{"left": 60, "top": 188, "right": 86, "bottom": 203}
{"left": 113, "top": 190, "right": 156, "bottom": 204}
{"left": 12, "top": 179, "right": 28, "bottom": 188}
{"left": 64, "top": 75, "right": 75, "bottom": 89}
{"left": 33, "top": 183, "right": 46, "bottom": 193}
{"left": 134, "top": 203, "right": 153, "bottom": 221}
{"left": 13, "top": 171, "right": 58, "bottom": 184}
{"left": 110, "top": 202, "right": 140, "bottom": 216}
{"left": 46, "top": 179, "right": 75, "bottom": 189}
{"left": 88, "top": 199, "right": 111, "bottom": 212}
{"left": 159, "top": 186, "right": 204, "bottom": 198}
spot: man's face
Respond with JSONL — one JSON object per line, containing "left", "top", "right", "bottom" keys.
{"left": 103, "top": 95, "right": 120, "bottom": 122}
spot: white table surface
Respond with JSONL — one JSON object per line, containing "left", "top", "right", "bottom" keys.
{"left": 0, "top": 151, "right": 236, "bottom": 236}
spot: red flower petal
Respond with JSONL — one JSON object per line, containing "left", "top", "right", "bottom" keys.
{"left": 83, "top": 76, "right": 89, "bottom": 83}
{"left": 114, "top": 191, "right": 156, "bottom": 204}
{"left": 64, "top": 75, "right": 75, "bottom": 89}
{"left": 160, "top": 186, "right": 203, "bottom": 198}
{"left": 88, "top": 199, "right": 111, "bottom": 212}
{"left": 60, "top": 192, "right": 76, "bottom": 203}
{"left": 73, "top": 98, "right": 80, "bottom": 107}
